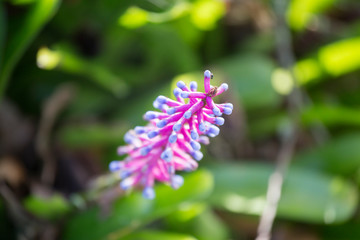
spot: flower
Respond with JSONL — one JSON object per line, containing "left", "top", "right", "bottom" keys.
{"left": 109, "top": 70, "right": 233, "bottom": 199}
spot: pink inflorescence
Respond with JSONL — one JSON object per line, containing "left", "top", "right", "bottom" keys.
{"left": 109, "top": 70, "right": 233, "bottom": 199}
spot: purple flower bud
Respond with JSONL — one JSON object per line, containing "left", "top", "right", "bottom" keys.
{"left": 109, "top": 161, "right": 123, "bottom": 172}
{"left": 207, "top": 125, "right": 220, "bottom": 137}
{"left": 214, "top": 117, "right": 225, "bottom": 126}
{"left": 167, "top": 108, "right": 176, "bottom": 115}
{"left": 176, "top": 81, "right": 186, "bottom": 89}
{"left": 173, "top": 122, "right": 182, "bottom": 132}
{"left": 199, "top": 122, "right": 206, "bottom": 132}
{"left": 157, "top": 119, "right": 167, "bottom": 128}
{"left": 171, "top": 175, "right": 184, "bottom": 189}
{"left": 191, "top": 151, "right": 203, "bottom": 161}
{"left": 156, "top": 96, "right": 167, "bottom": 104}
{"left": 212, "top": 106, "right": 222, "bottom": 116}
{"left": 142, "top": 187, "right": 155, "bottom": 199}
{"left": 120, "top": 178, "right": 132, "bottom": 190}
{"left": 204, "top": 70, "right": 211, "bottom": 78}
{"left": 190, "top": 130, "right": 199, "bottom": 140}
{"left": 144, "top": 111, "right": 158, "bottom": 120}
{"left": 180, "top": 91, "right": 189, "bottom": 98}
{"left": 147, "top": 130, "right": 159, "bottom": 139}
{"left": 184, "top": 110, "right": 192, "bottom": 119}
{"left": 169, "top": 132, "right": 177, "bottom": 143}
{"left": 190, "top": 140, "right": 201, "bottom": 151}
{"left": 223, "top": 107, "right": 232, "bottom": 115}
{"left": 190, "top": 81, "right": 197, "bottom": 91}
{"left": 225, "top": 103, "right": 233, "bottom": 110}
{"left": 140, "top": 146, "right": 152, "bottom": 155}
{"left": 161, "top": 147, "right": 173, "bottom": 162}
{"left": 134, "top": 126, "right": 146, "bottom": 134}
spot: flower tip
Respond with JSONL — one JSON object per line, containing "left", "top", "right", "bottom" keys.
{"left": 161, "top": 147, "right": 173, "bottom": 162}
{"left": 140, "top": 146, "right": 151, "bottom": 156}
{"left": 180, "top": 91, "right": 189, "bottom": 98}
{"left": 109, "top": 161, "right": 122, "bottom": 172}
{"left": 190, "top": 81, "right": 197, "bottom": 91}
{"left": 134, "top": 126, "right": 146, "bottom": 134}
{"left": 144, "top": 111, "right": 157, "bottom": 120}
{"left": 184, "top": 110, "right": 192, "bottom": 119}
{"left": 225, "top": 103, "right": 233, "bottom": 110}
{"left": 176, "top": 81, "right": 186, "bottom": 89}
{"left": 173, "top": 122, "right": 182, "bottom": 132}
{"left": 171, "top": 175, "right": 184, "bottom": 189}
{"left": 142, "top": 187, "right": 155, "bottom": 199}
{"left": 156, "top": 119, "right": 167, "bottom": 128}
{"left": 192, "top": 151, "right": 203, "bottom": 161}
{"left": 156, "top": 95, "right": 167, "bottom": 104}
{"left": 147, "top": 130, "right": 159, "bottom": 139}
{"left": 212, "top": 107, "right": 222, "bottom": 116}
{"left": 214, "top": 117, "right": 225, "bottom": 126}
{"left": 190, "top": 140, "right": 201, "bottom": 151}
{"left": 221, "top": 83, "right": 229, "bottom": 91}
{"left": 167, "top": 107, "right": 176, "bottom": 115}
{"left": 190, "top": 129, "right": 199, "bottom": 140}
{"left": 223, "top": 107, "right": 233, "bottom": 115}
{"left": 199, "top": 122, "right": 206, "bottom": 132}
{"left": 173, "top": 87, "right": 182, "bottom": 97}
{"left": 168, "top": 132, "right": 177, "bottom": 143}
{"left": 208, "top": 125, "right": 220, "bottom": 137}
{"left": 204, "top": 70, "right": 211, "bottom": 78}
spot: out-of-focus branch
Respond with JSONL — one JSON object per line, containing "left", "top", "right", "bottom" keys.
{"left": 256, "top": 0, "right": 328, "bottom": 239}
{"left": 36, "top": 84, "right": 74, "bottom": 186}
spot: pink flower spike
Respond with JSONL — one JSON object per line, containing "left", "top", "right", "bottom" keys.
{"left": 110, "top": 70, "right": 232, "bottom": 199}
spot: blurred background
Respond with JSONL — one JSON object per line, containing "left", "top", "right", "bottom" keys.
{"left": 1, "top": 0, "right": 360, "bottom": 239}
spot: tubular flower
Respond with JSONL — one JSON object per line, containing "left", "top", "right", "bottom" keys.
{"left": 109, "top": 70, "right": 233, "bottom": 199}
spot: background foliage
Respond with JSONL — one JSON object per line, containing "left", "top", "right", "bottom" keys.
{"left": 1, "top": 0, "right": 360, "bottom": 239}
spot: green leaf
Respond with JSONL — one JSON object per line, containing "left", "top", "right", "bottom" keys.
{"left": 122, "top": 230, "right": 197, "bottom": 240}
{"left": 217, "top": 54, "right": 280, "bottom": 109}
{"left": 58, "top": 123, "right": 128, "bottom": 148}
{"left": 208, "top": 163, "right": 358, "bottom": 224}
{"left": 63, "top": 170, "right": 213, "bottom": 240}
{"left": 295, "top": 133, "right": 360, "bottom": 175}
{"left": 0, "top": 0, "right": 61, "bottom": 99}
{"left": 287, "top": 0, "right": 335, "bottom": 31}
{"left": 165, "top": 204, "right": 229, "bottom": 240}
{"left": 301, "top": 104, "right": 360, "bottom": 127}
{"left": 23, "top": 194, "right": 71, "bottom": 220}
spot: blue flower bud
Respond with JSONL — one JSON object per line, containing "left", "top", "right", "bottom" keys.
{"left": 190, "top": 140, "right": 201, "bottom": 151}
{"left": 173, "top": 87, "right": 182, "bottom": 97}
{"left": 124, "top": 132, "right": 134, "bottom": 144}
{"left": 156, "top": 96, "right": 167, "bottom": 104}
{"left": 140, "top": 146, "right": 152, "bottom": 156}
{"left": 171, "top": 175, "right": 184, "bottom": 189}
{"left": 173, "top": 122, "right": 182, "bottom": 132}
{"left": 161, "top": 147, "right": 173, "bottom": 162}
{"left": 190, "top": 81, "right": 197, "bottom": 91}
{"left": 142, "top": 187, "right": 155, "bottom": 199}
{"left": 147, "top": 130, "right": 159, "bottom": 139}
{"left": 120, "top": 178, "right": 132, "bottom": 190}
{"left": 225, "top": 103, "right": 233, "bottom": 110}
{"left": 214, "top": 117, "right": 225, "bottom": 125}
{"left": 144, "top": 111, "right": 157, "bottom": 120}
{"left": 157, "top": 119, "right": 167, "bottom": 128}
{"left": 220, "top": 83, "right": 228, "bottom": 91}
{"left": 184, "top": 110, "right": 192, "bottom": 119}
{"left": 223, "top": 107, "right": 232, "bottom": 115}
{"left": 109, "top": 161, "right": 123, "bottom": 172}
{"left": 134, "top": 126, "right": 146, "bottom": 134}
{"left": 212, "top": 106, "right": 222, "bottom": 116}
{"left": 169, "top": 132, "right": 177, "bottom": 143}
{"left": 167, "top": 108, "right": 176, "bottom": 115}
{"left": 190, "top": 130, "right": 199, "bottom": 140}
{"left": 204, "top": 70, "right": 211, "bottom": 78}
{"left": 180, "top": 91, "right": 189, "bottom": 98}
{"left": 207, "top": 125, "right": 220, "bottom": 137}
{"left": 120, "top": 170, "right": 131, "bottom": 179}
{"left": 192, "top": 151, "right": 203, "bottom": 161}
{"left": 176, "top": 81, "right": 186, "bottom": 89}
{"left": 199, "top": 122, "right": 206, "bottom": 132}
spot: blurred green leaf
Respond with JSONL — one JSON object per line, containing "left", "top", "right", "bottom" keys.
{"left": 37, "top": 45, "right": 128, "bottom": 97}
{"left": 301, "top": 104, "right": 360, "bottom": 127}
{"left": 0, "top": 0, "right": 60, "bottom": 98}
{"left": 218, "top": 54, "right": 280, "bottom": 109}
{"left": 165, "top": 204, "right": 229, "bottom": 240}
{"left": 59, "top": 123, "right": 128, "bottom": 148}
{"left": 208, "top": 163, "right": 358, "bottom": 224}
{"left": 287, "top": 0, "right": 335, "bottom": 31}
{"left": 0, "top": 3, "right": 5, "bottom": 73}
{"left": 23, "top": 194, "right": 71, "bottom": 220}
{"left": 122, "top": 230, "right": 197, "bottom": 240}
{"left": 63, "top": 170, "right": 213, "bottom": 240}
{"left": 295, "top": 133, "right": 360, "bottom": 175}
